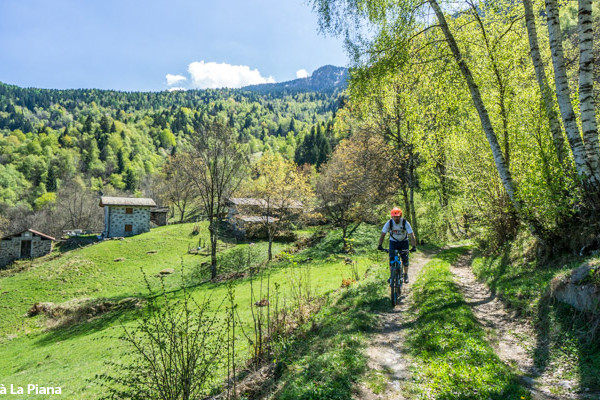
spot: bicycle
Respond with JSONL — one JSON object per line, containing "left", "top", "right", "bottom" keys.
{"left": 380, "top": 248, "right": 409, "bottom": 307}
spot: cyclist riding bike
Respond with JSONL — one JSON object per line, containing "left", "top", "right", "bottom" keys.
{"left": 377, "top": 207, "right": 417, "bottom": 284}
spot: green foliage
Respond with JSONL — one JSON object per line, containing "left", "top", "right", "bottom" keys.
{"left": 294, "top": 121, "right": 333, "bottom": 167}
{"left": 34, "top": 192, "right": 56, "bottom": 210}
{"left": 0, "top": 81, "right": 343, "bottom": 214}
{"left": 216, "top": 244, "right": 261, "bottom": 274}
{"left": 97, "top": 276, "right": 226, "bottom": 400}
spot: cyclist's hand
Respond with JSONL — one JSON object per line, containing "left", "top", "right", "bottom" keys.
{"left": 377, "top": 244, "right": 385, "bottom": 252}
{"left": 410, "top": 247, "right": 417, "bottom": 253}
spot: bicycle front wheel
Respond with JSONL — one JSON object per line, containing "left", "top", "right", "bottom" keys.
{"left": 390, "top": 266, "right": 397, "bottom": 307}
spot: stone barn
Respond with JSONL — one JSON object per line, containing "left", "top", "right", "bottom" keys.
{"left": 150, "top": 207, "right": 169, "bottom": 227}
{"left": 0, "top": 229, "right": 55, "bottom": 268}
{"left": 100, "top": 196, "right": 157, "bottom": 238}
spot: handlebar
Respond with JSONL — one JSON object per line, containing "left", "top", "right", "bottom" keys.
{"left": 379, "top": 248, "right": 410, "bottom": 254}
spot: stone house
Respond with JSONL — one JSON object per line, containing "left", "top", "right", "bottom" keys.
{"left": 0, "top": 229, "right": 55, "bottom": 268}
{"left": 226, "top": 197, "right": 303, "bottom": 238}
{"left": 100, "top": 196, "right": 157, "bottom": 238}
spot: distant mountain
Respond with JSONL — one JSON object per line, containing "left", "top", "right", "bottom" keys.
{"left": 242, "top": 65, "right": 348, "bottom": 94}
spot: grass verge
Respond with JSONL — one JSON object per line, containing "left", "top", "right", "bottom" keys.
{"left": 406, "top": 247, "right": 531, "bottom": 399}
{"left": 268, "top": 255, "right": 388, "bottom": 400}
{"left": 471, "top": 244, "right": 600, "bottom": 393}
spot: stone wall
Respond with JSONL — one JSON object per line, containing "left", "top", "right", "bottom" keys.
{"left": 0, "top": 238, "right": 20, "bottom": 267}
{"left": 106, "top": 206, "right": 151, "bottom": 238}
{"left": 0, "top": 232, "right": 53, "bottom": 268}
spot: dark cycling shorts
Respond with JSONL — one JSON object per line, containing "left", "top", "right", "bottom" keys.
{"left": 389, "top": 239, "right": 409, "bottom": 266}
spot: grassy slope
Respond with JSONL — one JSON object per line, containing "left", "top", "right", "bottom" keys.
{"left": 0, "top": 223, "right": 379, "bottom": 399}
{"left": 471, "top": 243, "right": 600, "bottom": 392}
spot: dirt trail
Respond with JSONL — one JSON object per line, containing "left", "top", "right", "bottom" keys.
{"left": 356, "top": 249, "right": 586, "bottom": 400}
{"left": 450, "top": 252, "right": 572, "bottom": 400}
{"left": 355, "top": 251, "right": 431, "bottom": 400}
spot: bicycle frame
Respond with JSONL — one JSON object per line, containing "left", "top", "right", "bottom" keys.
{"left": 389, "top": 249, "right": 409, "bottom": 307}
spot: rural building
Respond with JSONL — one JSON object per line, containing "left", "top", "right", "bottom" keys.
{"left": 226, "top": 197, "right": 303, "bottom": 238}
{"left": 100, "top": 196, "right": 157, "bottom": 238}
{"left": 150, "top": 207, "right": 169, "bottom": 227}
{"left": 0, "top": 229, "right": 55, "bottom": 268}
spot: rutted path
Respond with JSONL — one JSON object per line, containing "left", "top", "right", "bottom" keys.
{"left": 355, "top": 250, "right": 431, "bottom": 399}
{"left": 356, "top": 248, "right": 582, "bottom": 400}
{"left": 450, "top": 252, "right": 567, "bottom": 400}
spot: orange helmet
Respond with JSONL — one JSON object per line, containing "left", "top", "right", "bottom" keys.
{"left": 390, "top": 207, "right": 402, "bottom": 217}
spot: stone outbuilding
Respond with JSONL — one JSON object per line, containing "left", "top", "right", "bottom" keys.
{"left": 226, "top": 197, "right": 303, "bottom": 239}
{"left": 0, "top": 229, "right": 55, "bottom": 268}
{"left": 100, "top": 196, "right": 157, "bottom": 238}
{"left": 150, "top": 207, "right": 169, "bottom": 227}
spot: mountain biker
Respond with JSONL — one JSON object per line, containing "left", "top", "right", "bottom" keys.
{"left": 377, "top": 207, "right": 417, "bottom": 284}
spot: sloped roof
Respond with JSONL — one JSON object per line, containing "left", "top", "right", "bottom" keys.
{"left": 100, "top": 196, "right": 156, "bottom": 207}
{"left": 235, "top": 215, "right": 279, "bottom": 223}
{"left": 228, "top": 198, "right": 264, "bottom": 206}
{"left": 1, "top": 229, "right": 55, "bottom": 241}
{"left": 227, "top": 197, "right": 303, "bottom": 209}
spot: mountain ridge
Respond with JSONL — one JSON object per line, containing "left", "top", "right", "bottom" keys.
{"left": 242, "top": 65, "right": 348, "bottom": 94}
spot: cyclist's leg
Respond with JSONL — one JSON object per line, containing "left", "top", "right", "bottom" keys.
{"left": 399, "top": 240, "right": 409, "bottom": 282}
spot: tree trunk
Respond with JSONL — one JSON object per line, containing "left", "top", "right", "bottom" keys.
{"left": 545, "top": 0, "right": 596, "bottom": 186}
{"left": 523, "top": 0, "right": 568, "bottom": 166}
{"left": 408, "top": 160, "right": 418, "bottom": 241}
{"left": 179, "top": 204, "right": 186, "bottom": 222}
{"left": 267, "top": 231, "right": 273, "bottom": 261}
{"left": 401, "top": 184, "right": 410, "bottom": 222}
{"left": 429, "top": 0, "right": 520, "bottom": 211}
{"left": 578, "top": 0, "right": 600, "bottom": 178}
{"left": 209, "top": 218, "right": 217, "bottom": 280}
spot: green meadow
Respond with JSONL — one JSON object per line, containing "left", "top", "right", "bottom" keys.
{"left": 0, "top": 223, "right": 381, "bottom": 399}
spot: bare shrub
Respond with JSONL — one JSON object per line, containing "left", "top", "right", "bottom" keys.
{"left": 96, "top": 272, "right": 227, "bottom": 400}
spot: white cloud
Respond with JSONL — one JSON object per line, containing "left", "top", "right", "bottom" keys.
{"left": 187, "top": 61, "right": 275, "bottom": 89}
{"left": 296, "top": 69, "right": 309, "bottom": 79}
{"left": 166, "top": 74, "right": 187, "bottom": 86}
{"left": 168, "top": 87, "right": 186, "bottom": 92}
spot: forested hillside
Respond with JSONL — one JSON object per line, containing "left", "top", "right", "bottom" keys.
{"left": 0, "top": 66, "right": 346, "bottom": 237}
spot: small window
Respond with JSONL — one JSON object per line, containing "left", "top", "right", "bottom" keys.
{"left": 125, "top": 224, "right": 133, "bottom": 233}
{"left": 126, "top": 208, "right": 133, "bottom": 214}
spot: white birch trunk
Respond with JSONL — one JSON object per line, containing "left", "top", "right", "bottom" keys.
{"left": 429, "top": 0, "right": 522, "bottom": 213}
{"left": 545, "top": 0, "right": 596, "bottom": 186}
{"left": 578, "top": 0, "right": 600, "bottom": 178}
{"left": 523, "top": 0, "right": 567, "bottom": 166}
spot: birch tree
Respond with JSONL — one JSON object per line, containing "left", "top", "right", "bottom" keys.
{"left": 522, "top": 0, "right": 567, "bottom": 167}
{"left": 578, "top": 0, "right": 600, "bottom": 177}
{"left": 545, "top": 0, "right": 598, "bottom": 187}
{"left": 311, "top": 0, "right": 547, "bottom": 237}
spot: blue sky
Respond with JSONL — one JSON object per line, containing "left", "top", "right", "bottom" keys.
{"left": 0, "top": 0, "right": 348, "bottom": 92}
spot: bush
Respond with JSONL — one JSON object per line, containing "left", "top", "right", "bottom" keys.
{"left": 96, "top": 274, "right": 227, "bottom": 400}
{"left": 217, "top": 245, "right": 261, "bottom": 274}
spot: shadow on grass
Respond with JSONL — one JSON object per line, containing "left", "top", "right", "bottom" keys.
{"left": 470, "top": 242, "right": 600, "bottom": 394}
{"left": 533, "top": 296, "right": 600, "bottom": 393}
{"left": 55, "top": 236, "right": 101, "bottom": 253}
{"left": 34, "top": 296, "right": 146, "bottom": 347}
